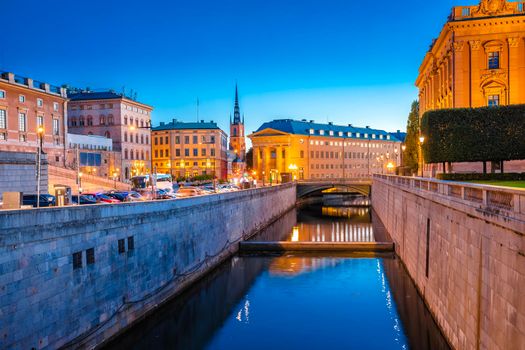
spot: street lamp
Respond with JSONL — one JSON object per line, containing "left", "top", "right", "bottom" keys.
{"left": 36, "top": 126, "right": 45, "bottom": 208}
{"left": 419, "top": 136, "right": 425, "bottom": 177}
{"left": 288, "top": 164, "right": 298, "bottom": 181}
{"left": 113, "top": 171, "right": 118, "bottom": 189}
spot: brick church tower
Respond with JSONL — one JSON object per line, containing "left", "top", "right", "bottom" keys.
{"left": 229, "top": 84, "right": 246, "bottom": 176}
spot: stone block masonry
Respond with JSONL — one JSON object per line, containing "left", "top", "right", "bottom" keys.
{"left": 0, "top": 151, "right": 48, "bottom": 201}
{"left": 0, "top": 183, "right": 296, "bottom": 349}
{"left": 372, "top": 175, "right": 525, "bottom": 350}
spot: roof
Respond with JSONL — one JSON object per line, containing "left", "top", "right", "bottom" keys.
{"left": 389, "top": 131, "right": 407, "bottom": 143}
{"left": 152, "top": 120, "right": 222, "bottom": 131}
{"left": 252, "top": 119, "right": 404, "bottom": 142}
{"left": 68, "top": 91, "right": 153, "bottom": 108}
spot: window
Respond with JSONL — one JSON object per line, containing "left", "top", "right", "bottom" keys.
{"left": 300, "top": 150, "right": 304, "bottom": 158}
{"left": 37, "top": 98, "right": 43, "bottom": 107}
{"left": 18, "top": 112, "right": 26, "bottom": 132}
{"left": 19, "top": 95, "right": 25, "bottom": 103}
{"left": 127, "top": 236, "right": 135, "bottom": 250}
{"left": 86, "top": 248, "right": 95, "bottom": 265}
{"left": 37, "top": 116, "right": 44, "bottom": 127}
{"left": 185, "top": 149, "right": 189, "bottom": 157}
{"left": 100, "top": 115, "right": 106, "bottom": 125}
{"left": 211, "top": 148, "right": 215, "bottom": 157}
{"left": 118, "top": 239, "right": 126, "bottom": 254}
{"left": 165, "top": 149, "right": 169, "bottom": 157}
{"left": 519, "top": 3, "right": 524, "bottom": 12}
{"left": 160, "top": 150, "right": 164, "bottom": 157}
{"left": 124, "top": 132, "right": 128, "bottom": 142}
{"left": 329, "top": 130, "right": 334, "bottom": 136}
{"left": 193, "top": 135, "right": 198, "bottom": 144}
{"left": 53, "top": 119, "right": 59, "bottom": 136}
{"left": 125, "top": 149, "right": 128, "bottom": 159}
{"left": 175, "top": 136, "right": 180, "bottom": 144}
{"left": 87, "top": 116, "right": 93, "bottom": 126}
{"left": 319, "top": 130, "right": 325, "bottom": 135}
{"left": 79, "top": 116, "right": 85, "bottom": 126}
{"left": 185, "top": 136, "right": 190, "bottom": 144}
{"left": 176, "top": 149, "right": 181, "bottom": 157}
{"left": 0, "top": 90, "right": 5, "bottom": 99}
{"left": 488, "top": 95, "right": 500, "bottom": 107}
{"left": 107, "top": 115, "right": 114, "bottom": 125}
{"left": 193, "top": 149, "right": 198, "bottom": 156}
{"left": 462, "top": 7, "right": 471, "bottom": 16}
{"left": 488, "top": 51, "right": 500, "bottom": 70}
{"left": 53, "top": 102, "right": 59, "bottom": 111}
{"left": 73, "top": 251, "right": 83, "bottom": 269}
{"left": 165, "top": 136, "right": 169, "bottom": 144}
{"left": 154, "top": 137, "right": 158, "bottom": 145}
{"left": 0, "top": 110, "right": 5, "bottom": 129}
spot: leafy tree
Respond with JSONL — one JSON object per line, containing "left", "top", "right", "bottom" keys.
{"left": 421, "top": 105, "right": 525, "bottom": 170}
{"left": 246, "top": 147, "right": 253, "bottom": 170}
{"left": 404, "top": 101, "right": 420, "bottom": 174}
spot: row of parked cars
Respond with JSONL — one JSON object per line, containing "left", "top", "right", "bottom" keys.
{"left": 18, "top": 184, "right": 243, "bottom": 207}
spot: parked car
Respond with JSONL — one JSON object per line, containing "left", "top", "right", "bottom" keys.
{"left": 83, "top": 193, "right": 120, "bottom": 204}
{"left": 175, "top": 187, "right": 203, "bottom": 198}
{"left": 105, "top": 191, "right": 129, "bottom": 202}
{"left": 127, "top": 191, "right": 146, "bottom": 202}
{"left": 22, "top": 194, "right": 56, "bottom": 207}
{"left": 71, "top": 194, "right": 98, "bottom": 205}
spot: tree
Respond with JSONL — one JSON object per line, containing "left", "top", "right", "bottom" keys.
{"left": 246, "top": 147, "right": 253, "bottom": 170}
{"left": 404, "top": 101, "right": 420, "bottom": 175}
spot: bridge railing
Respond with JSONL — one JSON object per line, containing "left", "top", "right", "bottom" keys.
{"left": 373, "top": 174, "right": 525, "bottom": 216}
{"left": 297, "top": 177, "right": 372, "bottom": 184}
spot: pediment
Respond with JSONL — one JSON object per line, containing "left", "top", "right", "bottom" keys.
{"left": 249, "top": 128, "right": 290, "bottom": 138}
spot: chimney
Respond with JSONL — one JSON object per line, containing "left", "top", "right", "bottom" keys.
{"left": 366, "top": 126, "right": 370, "bottom": 129}
{"left": 397, "top": 130, "right": 400, "bottom": 133}
{"left": 348, "top": 124, "right": 353, "bottom": 127}
{"left": 301, "top": 119, "right": 307, "bottom": 122}
{"left": 160, "top": 122, "right": 165, "bottom": 126}
{"left": 172, "top": 118, "right": 176, "bottom": 124}
{"left": 201, "top": 120, "right": 204, "bottom": 123}
{"left": 328, "top": 122, "right": 333, "bottom": 125}
{"left": 310, "top": 120, "right": 314, "bottom": 123}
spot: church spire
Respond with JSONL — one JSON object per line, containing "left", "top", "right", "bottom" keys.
{"left": 233, "top": 83, "right": 241, "bottom": 124}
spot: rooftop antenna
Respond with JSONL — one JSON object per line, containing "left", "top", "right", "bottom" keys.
{"left": 196, "top": 97, "right": 200, "bottom": 122}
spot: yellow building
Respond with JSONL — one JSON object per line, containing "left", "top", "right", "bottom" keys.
{"left": 416, "top": 0, "right": 525, "bottom": 173}
{"left": 248, "top": 119, "right": 404, "bottom": 182}
{"left": 152, "top": 120, "right": 228, "bottom": 180}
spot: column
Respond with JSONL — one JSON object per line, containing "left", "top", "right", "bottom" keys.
{"left": 508, "top": 37, "right": 521, "bottom": 104}
{"left": 453, "top": 40, "right": 468, "bottom": 108}
{"left": 469, "top": 40, "right": 481, "bottom": 107}
{"left": 276, "top": 146, "right": 283, "bottom": 173}
{"left": 263, "top": 147, "right": 270, "bottom": 181}
{"left": 253, "top": 146, "right": 261, "bottom": 179}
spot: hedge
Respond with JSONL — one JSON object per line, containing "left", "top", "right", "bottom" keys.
{"left": 420, "top": 105, "right": 525, "bottom": 164}
{"left": 436, "top": 172, "right": 525, "bottom": 181}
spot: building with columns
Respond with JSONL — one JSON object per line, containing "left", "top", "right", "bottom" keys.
{"left": 151, "top": 119, "right": 228, "bottom": 180}
{"left": 416, "top": 0, "right": 525, "bottom": 174}
{"left": 67, "top": 91, "right": 153, "bottom": 180}
{"left": 0, "top": 71, "right": 68, "bottom": 166}
{"left": 229, "top": 85, "right": 246, "bottom": 177}
{"left": 248, "top": 119, "right": 404, "bottom": 182}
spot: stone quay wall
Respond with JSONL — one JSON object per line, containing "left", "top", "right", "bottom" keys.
{"left": 0, "top": 151, "right": 48, "bottom": 201}
{"left": 0, "top": 183, "right": 296, "bottom": 350}
{"left": 372, "top": 175, "right": 525, "bottom": 350}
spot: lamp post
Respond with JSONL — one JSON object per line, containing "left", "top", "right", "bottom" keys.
{"left": 288, "top": 163, "right": 298, "bottom": 181}
{"left": 36, "top": 126, "right": 44, "bottom": 208}
{"left": 77, "top": 171, "right": 83, "bottom": 204}
{"left": 419, "top": 136, "right": 425, "bottom": 177}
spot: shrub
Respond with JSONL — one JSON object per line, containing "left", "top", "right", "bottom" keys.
{"left": 421, "top": 105, "right": 525, "bottom": 164}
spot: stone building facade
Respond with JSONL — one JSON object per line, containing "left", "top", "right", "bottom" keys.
{"left": 67, "top": 91, "right": 153, "bottom": 180}
{"left": 0, "top": 71, "right": 68, "bottom": 166}
{"left": 416, "top": 0, "right": 525, "bottom": 174}
{"left": 248, "top": 119, "right": 404, "bottom": 182}
{"left": 151, "top": 120, "right": 228, "bottom": 180}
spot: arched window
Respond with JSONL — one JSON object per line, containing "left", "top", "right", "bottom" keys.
{"left": 87, "top": 115, "right": 93, "bottom": 126}
{"left": 124, "top": 132, "right": 128, "bottom": 142}
{"left": 79, "top": 116, "right": 85, "bottom": 126}
{"left": 104, "top": 131, "right": 111, "bottom": 139}
{"left": 107, "top": 114, "right": 114, "bottom": 125}
{"left": 141, "top": 151, "right": 145, "bottom": 160}
{"left": 124, "top": 116, "right": 128, "bottom": 125}
{"left": 233, "top": 128, "right": 237, "bottom": 137}
{"left": 145, "top": 136, "right": 149, "bottom": 145}
{"left": 70, "top": 117, "right": 77, "bottom": 127}
{"left": 135, "top": 134, "right": 139, "bottom": 143}
{"left": 124, "top": 149, "right": 128, "bottom": 159}
{"left": 99, "top": 115, "right": 106, "bottom": 125}
{"left": 140, "top": 120, "right": 144, "bottom": 127}
{"left": 141, "top": 135, "right": 144, "bottom": 144}
{"left": 130, "top": 150, "right": 134, "bottom": 160}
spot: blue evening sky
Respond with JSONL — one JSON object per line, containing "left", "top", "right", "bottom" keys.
{"left": 1, "top": 0, "right": 481, "bottom": 142}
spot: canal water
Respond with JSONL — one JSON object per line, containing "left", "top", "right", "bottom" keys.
{"left": 105, "top": 203, "right": 450, "bottom": 350}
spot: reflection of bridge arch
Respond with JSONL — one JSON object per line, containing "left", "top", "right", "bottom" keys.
{"left": 297, "top": 179, "right": 372, "bottom": 198}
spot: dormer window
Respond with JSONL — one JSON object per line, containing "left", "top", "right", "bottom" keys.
{"left": 488, "top": 51, "right": 499, "bottom": 70}
{"left": 462, "top": 8, "right": 471, "bottom": 17}
{"left": 380, "top": 135, "right": 384, "bottom": 140}
{"left": 319, "top": 130, "right": 325, "bottom": 135}
{"left": 309, "top": 129, "right": 314, "bottom": 135}
{"left": 347, "top": 132, "right": 352, "bottom": 137}
{"left": 338, "top": 131, "right": 343, "bottom": 137}
{"left": 329, "top": 130, "right": 334, "bottom": 136}
{"left": 372, "top": 134, "right": 376, "bottom": 139}
{"left": 387, "top": 135, "right": 391, "bottom": 140}
{"left": 364, "top": 133, "right": 368, "bottom": 138}
{"left": 356, "top": 132, "right": 361, "bottom": 138}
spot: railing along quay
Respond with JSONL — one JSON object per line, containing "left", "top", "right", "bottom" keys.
{"left": 374, "top": 174, "right": 525, "bottom": 216}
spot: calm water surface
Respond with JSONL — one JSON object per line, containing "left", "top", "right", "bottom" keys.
{"left": 106, "top": 205, "right": 450, "bottom": 350}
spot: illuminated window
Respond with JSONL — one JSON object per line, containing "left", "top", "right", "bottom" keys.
{"left": 0, "top": 109, "right": 6, "bottom": 129}
{"left": 18, "top": 112, "right": 26, "bottom": 132}
{"left": 488, "top": 95, "right": 500, "bottom": 107}
{"left": 488, "top": 52, "right": 499, "bottom": 70}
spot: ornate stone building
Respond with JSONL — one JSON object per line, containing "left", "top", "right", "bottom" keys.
{"left": 416, "top": 0, "right": 525, "bottom": 174}
{"left": 249, "top": 119, "right": 404, "bottom": 182}
{"left": 229, "top": 85, "right": 246, "bottom": 177}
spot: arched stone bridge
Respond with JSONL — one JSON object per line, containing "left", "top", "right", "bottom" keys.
{"left": 296, "top": 178, "right": 372, "bottom": 198}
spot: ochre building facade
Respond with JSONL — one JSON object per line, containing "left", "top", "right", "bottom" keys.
{"left": 152, "top": 120, "right": 228, "bottom": 180}
{"left": 416, "top": 0, "right": 525, "bottom": 173}
{"left": 249, "top": 119, "right": 404, "bottom": 182}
